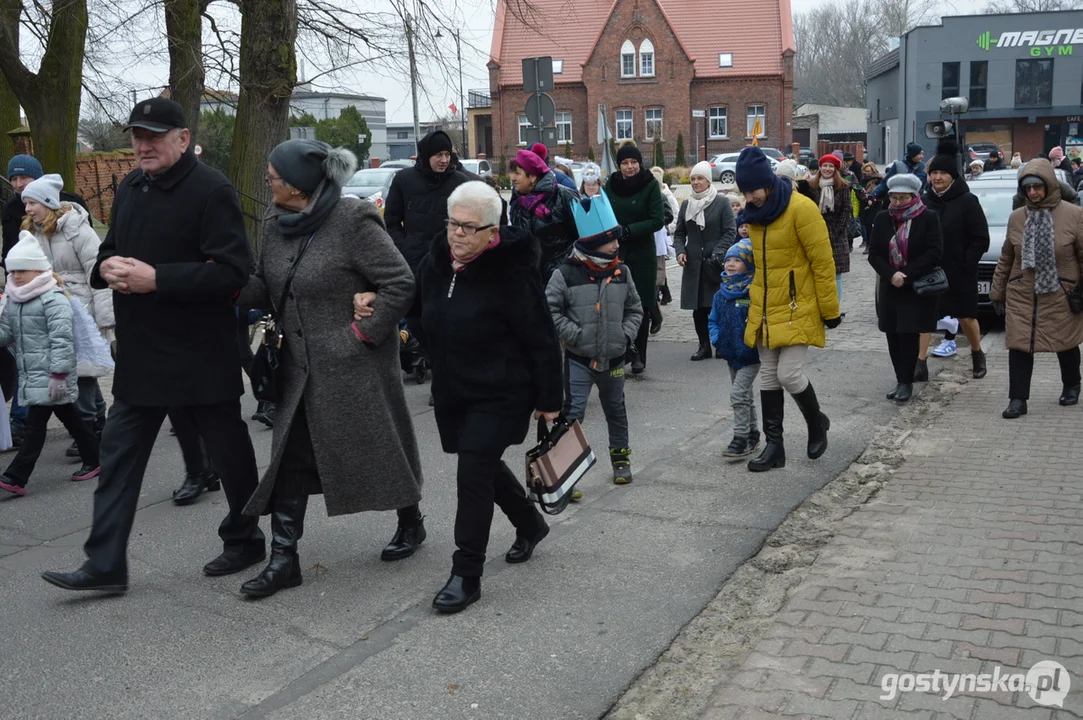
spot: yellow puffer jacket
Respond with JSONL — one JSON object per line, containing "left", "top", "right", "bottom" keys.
{"left": 744, "top": 192, "right": 840, "bottom": 349}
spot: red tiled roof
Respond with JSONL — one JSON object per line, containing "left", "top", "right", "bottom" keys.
{"left": 490, "top": 0, "right": 794, "bottom": 85}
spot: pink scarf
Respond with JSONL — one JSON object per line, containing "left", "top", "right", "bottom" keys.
{"left": 4, "top": 272, "right": 58, "bottom": 303}
{"left": 887, "top": 196, "right": 926, "bottom": 271}
{"left": 450, "top": 233, "right": 502, "bottom": 271}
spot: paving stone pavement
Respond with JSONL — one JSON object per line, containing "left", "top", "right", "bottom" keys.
{"left": 698, "top": 346, "right": 1083, "bottom": 718}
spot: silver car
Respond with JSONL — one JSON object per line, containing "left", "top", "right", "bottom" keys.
{"left": 458, "top": 159, "right": 493, "bottom": 178}
{"left": 708, "top": 152, "right": 779, "bottom": 184}
{"left": 342, "top": 168, "right": 401, "bottom": 199}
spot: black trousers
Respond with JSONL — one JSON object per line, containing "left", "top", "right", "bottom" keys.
{"left": 169, "top": 407, "right": 212, "bottom": 476}
{"left": 886, "top": 332, "right": 920, "bottom": 384}
{"left": 693, "top": 307, "right": 711, "bottom": 347}
{"left": 1008, "top": 348, "right": 1082, "bottom": 400}
{"left": 82, "top": 398, "right": 265, "bottom": 578}
{"left": 3, "top": 403, "right": 99, "bottom": 486}
{"left": 453, "top": 449, "right": 542, "bottom": 577}
{"left": 634, "top": 313, "right": 650, "bottom": 365}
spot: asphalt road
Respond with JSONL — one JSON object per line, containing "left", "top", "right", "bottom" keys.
{"left": 0, "top": 259, "right": 924, "bottom": 720}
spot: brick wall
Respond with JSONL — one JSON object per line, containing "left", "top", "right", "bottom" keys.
{"left": 74, "top": 152, "right": 138, "bottom": 223}
{"left": 491, "top": 0, "right": 791, "bottom": 168}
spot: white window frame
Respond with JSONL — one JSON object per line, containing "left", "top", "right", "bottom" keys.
{"left": 639, "top": 39, "right": 655, "bottom": 77}
{"left": 616, "top": 109, "right": 633, "bottom": 141}
{"left": 518, "top": 114, "right": 530, "bottom": 145}
{"left": 645, "top": 108, "right": 663, "bottom": 141}
{"left": 709, "top": 106, "right": 728, "bottom": 139}
{"left": 553, "top": 59, "right": 564, "bottom": 74}
{"left": 746, "top": 105, "right": 766, "bottom": 138}
{"left": 620, "top": 40, "right": 636, "bottom": 78}
{"left": 556, "top": 111, "right": 572, "bottom": 143}
{"left": 718, "top": 53, "right": 733, "bottom": 68}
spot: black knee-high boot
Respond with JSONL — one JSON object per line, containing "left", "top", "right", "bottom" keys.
{"left": 791, "top": 382, "right": 829, "bottom": 459}
{"left": 748, "top": 390, "right": 786, "bottom": 472}
{"left": 240, "top": 495, "right": 307, "bottom": 598}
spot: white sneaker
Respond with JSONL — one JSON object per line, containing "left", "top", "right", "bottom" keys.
{"left": 931, "top": 339, "right": 957, "bottom": 357}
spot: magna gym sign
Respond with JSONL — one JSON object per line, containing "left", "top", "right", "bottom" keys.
{"left": 976, "top": 28, "right": 1083, "bottom": 56}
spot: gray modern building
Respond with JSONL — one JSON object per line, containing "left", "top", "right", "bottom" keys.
{"left": 867, "top": 10, "right": 1083, "bottom": 165}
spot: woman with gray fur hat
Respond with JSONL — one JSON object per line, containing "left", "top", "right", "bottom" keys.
{"left": 236, "top": 139, "right": 425, "bottom": 598}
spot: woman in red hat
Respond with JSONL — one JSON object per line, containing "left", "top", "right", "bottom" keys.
{"left": 798, "top": 155, "right": 864, "bottom": 310}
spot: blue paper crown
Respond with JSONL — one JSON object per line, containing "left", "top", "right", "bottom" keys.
{"left": 572, "top": 190, "right": 621, "bottom": 241}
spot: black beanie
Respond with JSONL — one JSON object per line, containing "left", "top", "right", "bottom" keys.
{"left": 616, "top": 142, "right": 643, "bottom": 166}
{"left": 420, "top": 130, "right": 453, "bottom": 159}
{"left": 926, "top": 138, "right": 959, "bottom": 179}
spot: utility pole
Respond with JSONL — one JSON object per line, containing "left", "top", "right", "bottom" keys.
{"left": 455, "top": 30, "right": 467, "bottom": 156}
{"left": 405, "top": 13, "right": 421, "bottom": 145}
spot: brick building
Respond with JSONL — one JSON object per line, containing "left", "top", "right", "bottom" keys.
{"left": 488, "top": 0, "right": 795, "bottom": 166}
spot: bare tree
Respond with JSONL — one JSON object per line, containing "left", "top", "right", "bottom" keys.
{"left": 79, "top": 114, "right": 128, "bottom": 151}
{"left": 0, "top": 2, "right": 20, "bottom": 176}
{"left": 985, "top": 0, "right": 1082, "bottom": 11}
{"left": 164, "top": 0, "right": 210, "bottom": 142}
{"left": 0, "top": 0, "right": 89, "bottom": 189}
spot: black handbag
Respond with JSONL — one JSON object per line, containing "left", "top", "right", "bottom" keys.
{"left": 250, "top": 232, "right": 316, "bottom": 401}
{"left": 912, "top": 267, "right": 949, "bottom": 297}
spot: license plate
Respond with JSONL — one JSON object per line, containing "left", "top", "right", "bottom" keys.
{"left": 977, "top": 281, "right": 991, "bottom": 294}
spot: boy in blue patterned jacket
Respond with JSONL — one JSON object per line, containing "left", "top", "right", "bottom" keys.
{"left": 708, "top": 235, "right": 761, "bottom": 459}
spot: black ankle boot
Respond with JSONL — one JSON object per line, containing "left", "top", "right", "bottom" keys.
{"left": 1002, "top": 399, "right": 1028, "bottom": 419}
{"left": 791, "top": 383, "right": 830, "bottom": 459}
{"left": 240, "top": 496, "right": 307, "bottom": 598}
{"left": 893, "top": 383, "right": 913, "bottom": 402}
{"left": 432, "top": 574, "right": 481, "bottom": 614}
{"left": 749, "top": 390, "right": 786, "bottom": 472}
{"left": 690, "top": 342, "right": 711, "bottom": 361}
{"left": 381, "top": 510, "right": 427, "bottom": 561}
{"left": 972, "top": 350, "right": 987, "bottom": 379}
{"left": 172, "top": 471, "right": 220, "bottom": 506}
{"left": 914, "top": 358, "right": 929, "bottom": 382}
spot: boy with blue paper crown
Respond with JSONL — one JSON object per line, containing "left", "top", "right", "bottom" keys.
{"left": 546, "top": 190, "right": 643, "bottom": 491}
{"left": 708, "top": 230, "right": 761, "bottom": 459}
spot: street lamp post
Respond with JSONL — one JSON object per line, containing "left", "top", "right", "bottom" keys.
{"left": 455, "top": 31, "right": 466, "bottom": 156}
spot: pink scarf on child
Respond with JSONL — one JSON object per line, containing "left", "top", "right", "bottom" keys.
{"left": 4, "top": 272, "right": 58, "bottom": 304}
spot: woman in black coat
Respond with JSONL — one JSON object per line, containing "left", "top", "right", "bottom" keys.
{"left": 418, "top": 181, "right": 563, "bottom": 614}
{"left": 869, "top": 174, "right": 943, "bottom": 403}
{"left": 922, "top": 140, "right": 990, "bottom": 380}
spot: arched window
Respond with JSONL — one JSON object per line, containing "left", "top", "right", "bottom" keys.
{"left": 620, "top": 40, "right": 636, "bottom": 78}
{"left": 639, "top": 39, "right": 655, "bottom": 77}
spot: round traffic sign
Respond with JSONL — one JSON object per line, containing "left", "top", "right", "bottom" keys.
{"left": 524, "top": 93, "right": 556, "bottom": 128}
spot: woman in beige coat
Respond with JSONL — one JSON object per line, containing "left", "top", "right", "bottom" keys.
{"left": 990, "top": 159, "right": 1083, "bottom": 419}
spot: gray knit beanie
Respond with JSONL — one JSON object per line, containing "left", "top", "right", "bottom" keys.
{"left": 268, "top": 139, "right": 357, "bottom": 195}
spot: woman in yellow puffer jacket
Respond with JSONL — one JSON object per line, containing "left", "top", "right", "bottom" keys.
{"left": 735, "top": 147, "right": 841, "bottom": 473}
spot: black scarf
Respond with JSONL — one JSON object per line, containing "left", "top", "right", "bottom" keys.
{"left": 607, "top": 169, "right": 654, "bottom": 197}
{"left": 276, "top": 178, "right": 342, "bottom": 237}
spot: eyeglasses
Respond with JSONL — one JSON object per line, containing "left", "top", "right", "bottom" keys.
{"left": 445, "top": 219, "right": 494, "bottom": 235}
{"left": 265, "top": 174, "right": 286, "bottom": 186}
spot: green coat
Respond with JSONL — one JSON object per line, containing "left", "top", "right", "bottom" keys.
{"left": 605, "top": 176, "right": 665, "bottom": 310}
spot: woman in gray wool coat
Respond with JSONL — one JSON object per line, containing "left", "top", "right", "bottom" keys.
{"left": 672, "top": 161, "right": 736, "bottom": 361}
{"left": 236, "top": 139, "right": 425, "bottom": 598}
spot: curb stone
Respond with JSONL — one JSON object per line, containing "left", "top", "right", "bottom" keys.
{"left": 604, "top": 368, "right": 969, "bottom": 720}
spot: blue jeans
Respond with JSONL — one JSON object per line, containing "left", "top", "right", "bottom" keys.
{"left": 9, "top": 387, "right": 27, "bottom": 429}
{"left": 836, "top": 274, "right": 844, "bottom": 305}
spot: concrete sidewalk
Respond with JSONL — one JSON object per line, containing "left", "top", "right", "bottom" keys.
{"left": 612, "top": 349, "right": 1083, "bottom": 718}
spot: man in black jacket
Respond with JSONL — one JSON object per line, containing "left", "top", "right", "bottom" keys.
{"left": 41, "top": 98, "right": 265, "bottom": 593}
{"left": 384, "top": 130, "right": 471, "bottom": 335}
{"left": 2, "top": 154, "right": 91, "bottom": 264}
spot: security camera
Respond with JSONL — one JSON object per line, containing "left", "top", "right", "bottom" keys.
{"left": 939, "top": 97, "right": 970, "bottom": 114}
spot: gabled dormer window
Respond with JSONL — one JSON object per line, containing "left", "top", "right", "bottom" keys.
{"left": 639, "top": 39, "right": 655, "bottom": 77}
{"left": 621, "top": 40, "right": 636, "bottom": 78}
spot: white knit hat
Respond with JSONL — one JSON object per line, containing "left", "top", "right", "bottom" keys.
{"left": 6, "top": 231, "right": 52, "bottom": 271}
{"left": 690, "top": 160, "right": 713, "bottom": 182}
{"left": 20, "top": 173, "right": 63, "bottom": 210}
{"left": 776, "top": 159, "right": 799, "bottom": 180}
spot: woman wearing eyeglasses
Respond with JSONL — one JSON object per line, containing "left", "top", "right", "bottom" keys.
{"left": 417, "top": 180, "right": 563, "bottom": 614}
{"left": 507, "top": 148, "right": 580, "bottom": 278}
{"left": 234, "top": 139, "right": 426, "bottom": 598}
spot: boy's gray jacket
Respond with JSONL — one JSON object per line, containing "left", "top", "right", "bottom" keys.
{"left": 0, "top": 288, "right": 78, "bottom": 406}
{"left": 546, "top": 258, "right": 643, "bottom": 368}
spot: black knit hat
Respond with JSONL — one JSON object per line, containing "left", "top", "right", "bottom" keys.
{"left": 926, "top": 138, "right": 959, "bottom": 179}
{"left": 616, "top": 141, "right": 643, "bottom": 166}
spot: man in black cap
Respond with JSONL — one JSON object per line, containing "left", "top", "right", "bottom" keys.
{"left": 41, "top": 97, "right": 266, "bottom": 593}
{"left": 383, "top": 130, "right": 470, "bottom": 398}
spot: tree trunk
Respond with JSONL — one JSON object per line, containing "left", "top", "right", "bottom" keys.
{"left": 0, "top": 0, "right": 88, "bottom": 190}
{"left": 227, "top": 0, "right": 297, "bottom": 249}
{"left": 0, "top": 2, "right": 20, "bottom": 178}
{"left": 164, "top": 0, "right": 205, "bottom": 143}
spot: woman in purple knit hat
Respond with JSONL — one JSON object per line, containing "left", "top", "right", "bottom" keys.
{"left": 507, "top": 148, "right": 580, "bottom": 278}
